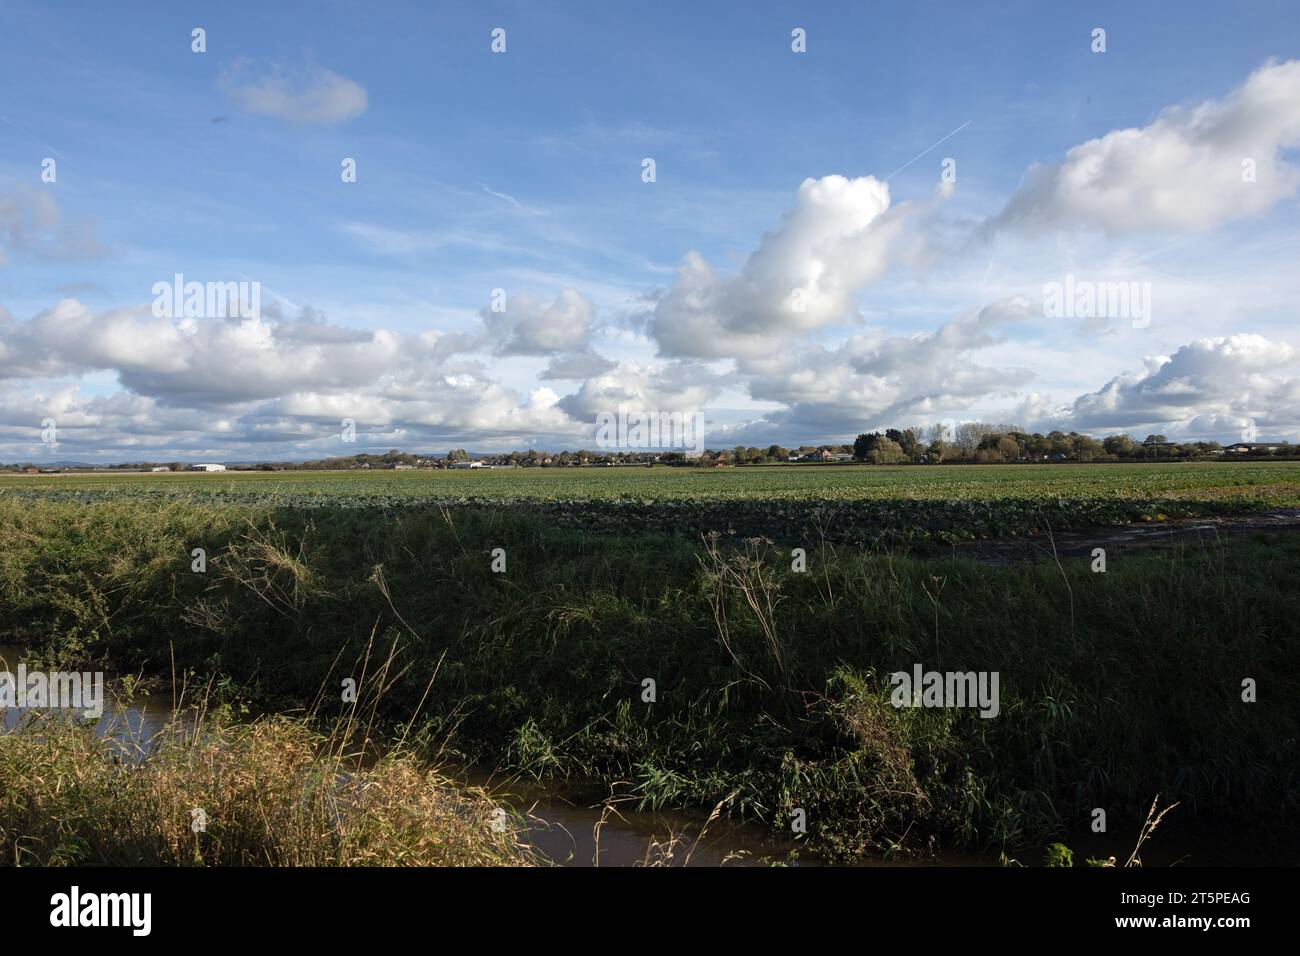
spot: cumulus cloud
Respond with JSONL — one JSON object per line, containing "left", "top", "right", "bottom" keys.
{"left": 734, "top": 297, "right": 1037, "bottom": 440}
{"left": 0, "top": 299, "right": 417, "bottom": 404}
{"left": 1056, "top": 333, "right": 1300, "bottom": 435}
{"left": 0, "top": 298, "right": 594, "bottom": 453}
{"left": 992, "top": 58, "right": 1300, "bottom": 234}
{"left": 539, "top": 350, "right": 617, "bottom": 380}
{"left": 481, "top": 289, "right": 595, "bottom": 355}
{"left": 0, "top": 291, "right": 660, "bottom": 461}
{"left": 219, "top": 59, "right": 368, "bottom": 125}
{"left": 650, "top": 175, "right": 921, "bottom": 358}
{"left": 556, "top": 359, "right": 722, "bottom": 423}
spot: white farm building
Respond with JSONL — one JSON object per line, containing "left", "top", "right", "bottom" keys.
{"left": 189, "top": 463, "right": 227, "bottom": 472}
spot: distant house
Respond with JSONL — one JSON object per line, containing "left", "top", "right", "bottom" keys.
{"left": 451, "top": 460, "right": 488, "bottom": 469}
{"left": 389, "top": 463, "right": 416, "bottom": 470}
{"left": 189, "top": 463, "right": 226, "bottom": 472}
{"left": 1225, "top": 442, "right": 1282, "bottom": 454}
{"left": 150, "top": 466, "right": 170, "bottom": 472}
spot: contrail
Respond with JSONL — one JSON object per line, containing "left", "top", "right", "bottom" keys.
{"left": 884, "top": 120, "right": 972, "bottom": 181}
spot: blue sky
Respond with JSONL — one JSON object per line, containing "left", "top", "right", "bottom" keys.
{"left": 2, "top": 1, "right": 1299, "bottom": 461}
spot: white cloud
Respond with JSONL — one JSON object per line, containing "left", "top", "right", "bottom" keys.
{"left": 736, "top": 297, "right": 1037, "bottom": 440}
{"left": 0, "top": 298, "right": 603, "bottom": 459}
{"left": 650, "top": 175, "right": 919, "bottom": 358}
{"left": 481, "top": 289, "right": 595, "bottom": 355}
{"left": 993, "top": 59, "right": 1300, "bottom": 234}
{"left": 219, "top": 59, "right": 368, "bottom": 125}
{"left": 1054, "top": 333, "right": 1300, "bottom": 436}
{"left": 539, "top": 350, "right": 616, "bottom": 380}
{"left": 556, "top": 359, "right": 722, "bottom": 422}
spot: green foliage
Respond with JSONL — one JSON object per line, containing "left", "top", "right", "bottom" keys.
{"left": 1044, "top": 842, "right": 1074, "bottom": 867}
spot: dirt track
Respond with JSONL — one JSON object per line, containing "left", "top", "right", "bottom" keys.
{"left": 938, "top": 508, "right": 1300, "bottom": 565}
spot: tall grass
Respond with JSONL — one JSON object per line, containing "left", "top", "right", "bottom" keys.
{"left": 0, "top": 711, "right": 531, "bottom": 866}
{"left": 1, "top": 496, "right": 1296, "bottom": 859}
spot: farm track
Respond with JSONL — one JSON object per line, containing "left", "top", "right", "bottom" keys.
{"left": 939, "top": 507, "right": 1300, "bottom": 564}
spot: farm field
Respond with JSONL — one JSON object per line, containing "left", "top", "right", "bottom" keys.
{"left": 7, "top": 460, "right": 1300, "bottom": 505}
{"left": 2, "top": 462, "right": 1299, "bottom": 864}
{"left": 8, "top": 461, "right": 1300, "bottom": 550}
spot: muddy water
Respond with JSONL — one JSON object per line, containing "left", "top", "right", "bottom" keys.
{"left": 459, "top": 773, "right": 815, "bottom": 867}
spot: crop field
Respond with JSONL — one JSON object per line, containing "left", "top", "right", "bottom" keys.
{"left": 6, "top": 460, "right": 1300, "bottom": 505}
{"left": 7, "top": 461, "right": 1300, "bottom": 548}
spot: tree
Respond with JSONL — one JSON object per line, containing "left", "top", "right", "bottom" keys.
{"left": 855, "top": 432, "right": 903, "bottom": 464}
{"left": 1074, "top": 435, "right": 1104, "bottom": 462}
{"left": 1143, "top": 434, "right": 1168, "bottom": 459}
{"left": 1022, "top": 433, "right": 1049, "bottom": 459}
{"left": 1040, "top": 431, "right": 1067, "bottom": 457}
{"left": 448, "top": 448, "right": 469, "bottom": 462}
{"left": 869, "top": 438, "right": 905, "bottom": 464}
{"left": 1103, "top": 434, "right": 1137, "bottom": 458}
{"left": 853, "top": 432, "right": 882, "bottom": 461}
{"left": 886, "top": 427, "right": 922, "bottom": 460}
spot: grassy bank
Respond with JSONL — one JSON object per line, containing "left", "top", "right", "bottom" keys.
{"left": 0, "top": 710, "right": 530, "bottom": 866}
{"left": 1, "top": 496, "right": 1297, "bottom": 860}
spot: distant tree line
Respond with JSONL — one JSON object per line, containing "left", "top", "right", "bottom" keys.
{"left": 851, "top": 423, "right": 1298, "bottom": 464}
{"left": 5, "top": 427, "right": 1297, "bottom": 472}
